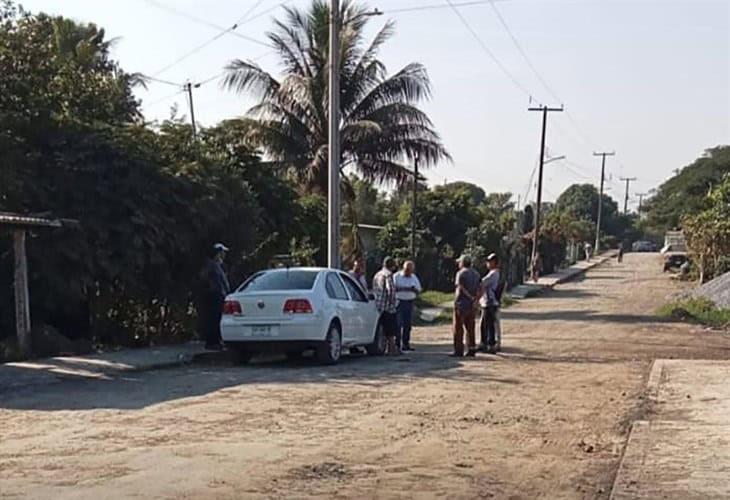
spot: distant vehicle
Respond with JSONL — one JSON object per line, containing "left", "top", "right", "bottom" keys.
{"left": 662, "top": 230, "right": 687, "bottom": 253}
{"left": 663, "top": 253, "right": 689, "bottom": 273}
{"left": 632, "top": 240, "right": 657, "bottom": 252}
{"left": 221, "top": 268, "right": 385, "bottom": 365}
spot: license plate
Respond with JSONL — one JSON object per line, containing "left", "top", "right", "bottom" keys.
{"left": 251, "top": 325, "right": 272, "bottom": 336}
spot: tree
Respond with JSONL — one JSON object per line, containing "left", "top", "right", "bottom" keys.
{"left": 644, "top": 146, "right": 730, "bottom": 232}
{"left": 683, "top": 175, "right": 730, "bottom": 283}
{"left": 223, "top": 0, "right": 450, "bottom": 194}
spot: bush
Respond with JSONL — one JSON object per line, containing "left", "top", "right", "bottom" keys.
{"left": 658, "top": 298, "right": 730, "bottom": 328}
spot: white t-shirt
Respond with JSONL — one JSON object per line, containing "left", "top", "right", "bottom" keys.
{"left": 394, "top": 272, "right": 422, "bottom": 301}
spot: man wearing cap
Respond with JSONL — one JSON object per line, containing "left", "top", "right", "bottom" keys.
{"left": 479, "top": 253, "right": 502, "bottom": 354}
{"left": 199, "top": 243, "right": 231, "bottom": 350}
{"left": 452, "top": 255, "right": 481, "bottom": 357}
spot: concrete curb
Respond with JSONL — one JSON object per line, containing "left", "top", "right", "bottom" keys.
{"left": 609, "top": 420, "right": 650, "bottom": 500}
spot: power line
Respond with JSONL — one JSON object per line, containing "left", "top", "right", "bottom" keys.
{"left": 487, "top": 0, "right": 561, "bottom": 104}
{"left": 141, "top": 89, "right": 185, "bottom": 110}
{"left": 144, "top": 0, "right": 278, "bottom": 77}
{"left": 140, "top": 0, "right": 270, "bottom": 47}
{"left": 386, "top": 0, "right": 510, "bottom": 14}
{"left": 445, "top": 0, "right": 536, "bottom": 102}
{"left": 486, "top": 0, "right": 602, "bottom": 152}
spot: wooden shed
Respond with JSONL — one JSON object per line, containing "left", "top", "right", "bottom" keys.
{"left": 0, "top": 212, "right": 75, "bottom": 358}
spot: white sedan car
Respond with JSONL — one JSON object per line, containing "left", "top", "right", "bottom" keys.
{"left": 221, "top": 267, "right": 386, "bottom": 364}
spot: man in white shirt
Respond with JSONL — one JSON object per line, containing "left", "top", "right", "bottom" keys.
{"left": 479, "top": 253, "right": 502, "bottom": 354}
{"left": 394, "top": 260, "right": 422, "bottom": 351}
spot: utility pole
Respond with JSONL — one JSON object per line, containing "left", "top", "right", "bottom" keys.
{"left": 528, "top": 105, "right": 563, "bottom": 281}
{"left": 411, "top": 155, "right": 419, "bottom": 258}
{"left": 593, "top": 151, "right": 615, "bottom": 252}
{"left": 637, "top": 192, "right": 648, "bottom": 213}
{"left": 620, "top": 176, "right": 637, "bottom": 214}
{"left": 184, "top": 82, "right": 200, "bottom": 141}
{"left": 327, "top": 0, "right": 341, "bottom": 269}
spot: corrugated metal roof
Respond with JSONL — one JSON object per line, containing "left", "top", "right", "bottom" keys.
{"left": 0, "top": 212, "right": 63, "bottom": 228}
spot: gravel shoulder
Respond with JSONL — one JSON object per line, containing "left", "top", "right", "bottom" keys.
{"left": 2, "top": 253, "right": 729, "bottom": 500}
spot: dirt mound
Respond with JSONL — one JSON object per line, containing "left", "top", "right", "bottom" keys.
{"left": 693, "top": 271, "right": 730, "bottom": 309}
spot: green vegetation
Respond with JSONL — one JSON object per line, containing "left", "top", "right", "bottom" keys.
{"left": 417, "top": 291, "right": 453, "bottom": 309}
{"left": 682, "top": 176, "right": 730, "bottom": 283}
{"left": 658, "top": 298, "right": 730, "bottom": 329}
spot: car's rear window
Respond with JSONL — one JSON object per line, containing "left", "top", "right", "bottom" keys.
{"left": 238, "top": 270, "right": 319, "bottom": 292}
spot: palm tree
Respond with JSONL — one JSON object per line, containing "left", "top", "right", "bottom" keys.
{"left": 223, "top": 0, "right": 450, "bottom": 194}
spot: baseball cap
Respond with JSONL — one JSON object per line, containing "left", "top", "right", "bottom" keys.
{"left": 213, "top": 243, "right": 230, "bottom": 252}
{"left": 487, "top": 253, "right": 498, "bottom": 261}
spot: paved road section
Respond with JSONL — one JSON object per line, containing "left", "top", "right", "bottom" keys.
{"left": 611, "top": 360, "right": 730, "bottom": 499}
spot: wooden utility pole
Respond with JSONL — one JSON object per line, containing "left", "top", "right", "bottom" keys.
{"left": 637, "top": 192, "right": 648, "bottom": 213}
{"left": 594, "top": 152, "right": 615, "bottom": 252}
{"left": 327, "top": 0, "right": 341, "bottom": 269}
{"left": 185, "top": 81, "right": 200, "bottom": 141}
{"left": 13, "top": 231, "right": 31, "bottom": 357}
{"left": 411, "top": 155, "right": 419, "bottom": 258}
{"left": 620, "top": 177, "right": 637, "bottom": 214}
{"left": 528, "top": 105, "right": 563, "bottom": 281}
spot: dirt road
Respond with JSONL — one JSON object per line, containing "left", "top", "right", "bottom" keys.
{"left": 2, "top": 254, "right": 730, "bottom": 500}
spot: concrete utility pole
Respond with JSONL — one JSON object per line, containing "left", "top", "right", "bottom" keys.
{"left": 528, "top": 105, "right": 563, "bottom": 281}
{"left": 620, "top": 177, "right": 637, "bottom": 214}
{"left": 327, "top": 0, "right": 341, "bottom": 269}
{"left": 411, "top": 155, "right": 420, "bottom": 258}
{"left": 184, "top": 82, "right": 200, "bottom": 141}
{"left": 593, "top": 151, "right": 615, "bottom": 252}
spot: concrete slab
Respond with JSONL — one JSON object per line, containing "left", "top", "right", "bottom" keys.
{"left": 611, "top": 421, "right": 730, "bottom": 500}
{"left": 612, "top": 360, "right": 730, "bottom": 499}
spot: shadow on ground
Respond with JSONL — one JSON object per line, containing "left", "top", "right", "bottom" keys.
{"left": 0, "top": 342, "right": 521, "bottom": 412}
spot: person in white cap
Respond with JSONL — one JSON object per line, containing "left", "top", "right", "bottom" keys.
{"left": 479, "top": 253, "right": 503, "bottom": 354}
{"left": 199, "top": 243, "right": 230, "bottom": 350}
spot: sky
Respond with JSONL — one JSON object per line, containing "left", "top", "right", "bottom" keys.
{"left": 21, "top": 0, "right": 730, "bottom": 210}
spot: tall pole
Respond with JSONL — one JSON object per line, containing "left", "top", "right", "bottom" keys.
{"left": 185, "top": 82, "right": 198, "bottom": 141}
{"left": 411, "top": 155, "right": 419, "bottom": 258}
{"left": 14, "top": 230, "right": 31, "bottom": 358}
{"left": 528, "top": 105, "right": 563, "bottom": 281}
{"left": 637, "top": 192, "right": 648, "bottom": 213}
{"left": 594, "top": 152, "right": 615, "bottom": 252}
{"left": 327, "top": 0, "right": 341, "bottom": 269}
{"left": 620, "top": 177, "right": 637, "bottom": 214}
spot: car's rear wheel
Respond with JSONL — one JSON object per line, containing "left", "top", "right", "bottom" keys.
{"left": 366, "top": 322, "right": 386, "bottom": 356}
{"left": 316, "top": 322, "right": 342, "bottom": 365}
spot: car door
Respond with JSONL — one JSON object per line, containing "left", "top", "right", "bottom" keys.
{"left": 325, "top": 272, "right": 357, "bottom": 344}
{"left": 340, "top": 272, "right": 374, "bottom": 343}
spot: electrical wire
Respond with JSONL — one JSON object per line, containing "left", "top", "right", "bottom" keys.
{"left": 141, "top": 89, "right": 185, "bottom": 109}
{"left": 445, "top": 0, "right": 537, "bottom": 103}
{"left": 140, "top": 0, "right": 270, "bottom": 47}
{"left": 385, "top": 0, "right": 509, "bottom": 14}
{"left": 486, "top": 0, "right": 603, "bottom": 152}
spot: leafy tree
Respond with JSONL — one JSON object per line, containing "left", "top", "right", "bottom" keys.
{"left": 223, "top": 0, "right": 450, "bottom": 194}
{"left": 644, "top": 146, "right": 730, "bottom": 232}
{"left": 683, "top": 175, "right": 730, "bottom": 283}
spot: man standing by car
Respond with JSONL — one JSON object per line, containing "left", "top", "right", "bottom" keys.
{"left": 349, "top": 258, "right": 368, "bottom": 292}
{"left": 479, "top": 253, "right": 502, "bottom": 354}
{"left": 199, "top": 243, "right": 231, "bottom": 350}
{"left": 373, "top": 257, "right": 399, "bottom": 355}
{"left": 452, "top": 255, "right": 481, "bottom": 357}
{"left": 394, "top": 260, "right": 422, "bottom": 352}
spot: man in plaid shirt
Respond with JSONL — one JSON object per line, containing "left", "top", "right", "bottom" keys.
{"left": 373, "top": 256, "right": 399, "bottom": 355}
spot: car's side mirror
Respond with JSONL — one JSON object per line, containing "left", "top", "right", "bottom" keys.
{"left": 368, "top": 293, "right": 375, "bottom": 301}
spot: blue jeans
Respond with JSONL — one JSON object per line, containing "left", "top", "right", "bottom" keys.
{"left": 397, "top": 300, "right": 414, "bottom": 349}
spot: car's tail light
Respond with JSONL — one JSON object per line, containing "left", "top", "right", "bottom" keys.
{"left": 283, "top": 299, "right": 313, "bottom": 314}
{"left": 222, "top": 300, "right": 242, "bottom": 316}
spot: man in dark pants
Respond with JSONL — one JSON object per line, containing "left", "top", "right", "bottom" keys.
{"left": 395, "top": 260, "right": 422, "bottom": 351}
{"left": 479, "top": 253, "right": 502, "bottom": 354}
{"left": 373, "top": 256, "right": 399, "bottom": 356}
{"left": 199, "top": 243, "right": 230, "bottom": 350}
{"left": 452, "top": 255, "right": 481, "bottom": 357}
